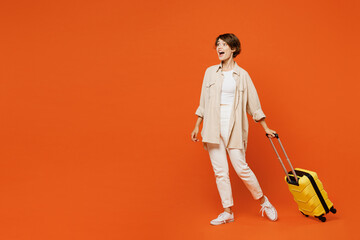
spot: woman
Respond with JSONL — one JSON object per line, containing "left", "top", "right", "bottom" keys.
{"left": 191, "top": 33, "right": 278, "bottom": 225}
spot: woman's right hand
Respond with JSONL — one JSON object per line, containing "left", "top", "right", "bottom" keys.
{"left": 191, "top": 127, "right": 200, "bottom": 142}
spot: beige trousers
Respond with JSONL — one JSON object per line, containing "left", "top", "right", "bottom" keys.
{"left": 207, "top": 103, "right": 264, "bottom": 208}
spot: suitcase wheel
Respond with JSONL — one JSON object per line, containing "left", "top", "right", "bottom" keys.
{"left": 315, "top": 214, "right": 326, "bottom": 222}
{"left": 300, "top": 211, "right": 309, "bottom": 217}
{"left": 330, "top": 206, "right": 337, "bottom": 214}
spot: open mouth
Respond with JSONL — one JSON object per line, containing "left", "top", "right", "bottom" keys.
{"left": 219, "top": 51, "right": 225, "bottom": 57}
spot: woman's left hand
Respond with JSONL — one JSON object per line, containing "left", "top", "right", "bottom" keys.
{"left": 265, "top": 128, "right": 277, "bottom": 138}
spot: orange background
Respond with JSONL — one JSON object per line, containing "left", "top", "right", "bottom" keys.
{"left": 1, "top": 0, "right": 359, "bottom": 239}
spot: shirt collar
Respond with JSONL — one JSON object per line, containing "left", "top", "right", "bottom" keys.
{"left": 216, "top": 61, "right": 241, "bottom": 76}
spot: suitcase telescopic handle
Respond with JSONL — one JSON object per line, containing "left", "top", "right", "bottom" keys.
{"left": 266, "top": 133, "right": 299, "bottom": 183}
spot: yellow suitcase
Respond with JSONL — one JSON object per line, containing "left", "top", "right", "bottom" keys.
{"left": 266, "top": 133, "right": 337, "bottom": 222}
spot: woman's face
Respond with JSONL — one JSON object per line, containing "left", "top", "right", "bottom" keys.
{"left": 216, "top": 39, "right": 235, "bottom": 61}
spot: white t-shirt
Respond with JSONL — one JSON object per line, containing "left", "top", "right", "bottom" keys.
{"left": 221, "top": 70, "right": 236, "bottom": 104}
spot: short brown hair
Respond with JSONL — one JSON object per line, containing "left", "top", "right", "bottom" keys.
{"left": 214, "top": 33, "right": 241, "bottom": 58}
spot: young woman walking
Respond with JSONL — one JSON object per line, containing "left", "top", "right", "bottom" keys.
{"left": 191, "top": 33, "right": 278, "bottom": 225}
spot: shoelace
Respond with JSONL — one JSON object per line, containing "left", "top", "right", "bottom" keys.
{"left": 217, "top": 212, "right": 227, "bottom": 219}
{"left": 215, "top": 212, "right": 231, "bottom": 221}
{"left": 259, "top": 202, "right": 271, "bottom": 217}
{"left": 217, "top": 212, "right": 231, "bottom": 223}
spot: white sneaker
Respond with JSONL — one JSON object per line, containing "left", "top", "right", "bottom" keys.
{"left": 260, "top": 196, "right": 278, "bottom": 221}
{"left": 210, "top": 211, "right": 234, "bottom": 225}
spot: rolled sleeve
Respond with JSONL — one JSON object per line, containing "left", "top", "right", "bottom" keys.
{"left": 252, "top": 109, "right": 266, "bottom": 122}
{"left": 195, "top": 106, "right": 204, "bottom": 118}
{"left": 245, "top": 72, "right": 266, "bottom": 122}
{"left": 195, "top": 68, "right": 208, "bottom": 118}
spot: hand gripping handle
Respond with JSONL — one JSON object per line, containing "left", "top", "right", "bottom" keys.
{"left": 266, "top": 133, "right": 298, "bottom": 184}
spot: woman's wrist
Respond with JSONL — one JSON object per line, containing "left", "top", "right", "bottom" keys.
{"left": 259, "top": 119, "right": 268, "bottom": 130}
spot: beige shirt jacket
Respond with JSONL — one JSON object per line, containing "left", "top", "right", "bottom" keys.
{"left": 195, "top": 61, "right": 266, "bottom": 151}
